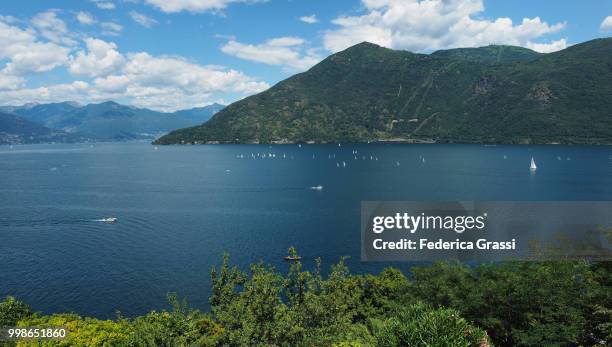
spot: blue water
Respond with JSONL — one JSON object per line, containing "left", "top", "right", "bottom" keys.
{"left": 1, "top": 142, "right": 612, "bottom": 318}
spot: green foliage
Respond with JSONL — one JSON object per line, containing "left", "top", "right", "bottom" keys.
{"left": 209, "top": 254, "right": 373, "bottom": 346}
{"left": 155, "top": 38, "right": 612, "bottom": 145}
{"left": 16, "top": 313, "right": 131, "bottom": 347}
{"left": 409, "top": 261, "right": 608, "bottom": 346}
{"left": 0, "top": 296, "right": 32, "bottom": 326}
{"left": 129, "top": 293, "right": 223, "bottom": 346}
{"left": 4, "top": 256, "right": 611, "bottom": 346}
{"left": 370, "top": 302, "right": 487, "bottom": 347}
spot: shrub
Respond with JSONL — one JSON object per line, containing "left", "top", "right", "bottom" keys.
{"left": 370, "top": 302, "right": 489, "bottom": 347}
{"left": 0, "top": 296, "right": 32, "bottom": 326}
{"left": 16, "top": 313, "right": 131, "bottom": 347}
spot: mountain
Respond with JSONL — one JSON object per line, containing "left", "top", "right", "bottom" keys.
{"left": 1, "top": 101, "right": 81, "bottom": 124}
{"left": 0, "top": 102, "right": 223, "bottom": 141}
{"left": 430, "top": 45, "right": 542, "bottom": 63}
{"left": 172, "top": 103, "right": 225, "bottom": 123}
{"left": 0, "top": 112, "right": 88, "bottom": 144}
{"left": 155, "top": 38, "right": 612, "bottom": 145}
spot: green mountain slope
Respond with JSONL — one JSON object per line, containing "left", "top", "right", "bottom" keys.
{"left": 430, "top": 45, "right": 541, "bottom": 63}
{"left": 155, "top": 38, "right": 612, "bottom": 145}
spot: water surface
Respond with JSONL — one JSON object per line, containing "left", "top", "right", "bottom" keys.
{"left": 1, "top": 142, "right": 611, "bottom": 317}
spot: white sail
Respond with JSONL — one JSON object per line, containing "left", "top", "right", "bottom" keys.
{"left": 530, "top": 157, "right": 537, "bottom": 170}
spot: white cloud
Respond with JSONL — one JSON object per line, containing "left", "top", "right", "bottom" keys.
{"left": 129, "top": 11, "right": 158, "bottom": 28}
{"left": 1, "top": 56, "right": 269, "bottom": 111}
{"left": 142, "top": 0, "right": 265, "bottom": 13}
{"left": 0, "top": 73, "right": 25, "bottom": 90}
{"left": 95, "top": 2, "right": 116, "bottom": 10}
{"left": 214, "top": 33, "right": 236, "bottom": 41}
{"left": 76, "top": 11, "right": 97, "bottom": 25}
{"left": 100, "top": 21, "right": 123, "bottom": 36}
{"left": 0, "top": 81, "right": 90, "bottom": 105}
{"left": 0, "top": 9, "right": 269, "bottom": 110}
{"left": 323, "top": 0, "right": 567, "bottom": 53}
{"left": 75, "top": 11, "right": 123, "bottom": 36}
{"left": 93, "top": 74, "right": 129, "bottom": 93}
{"left": 526, "top": 38, "right": 567, "bottom": 53}
{"left": 0, "top": 27, "right": 268, "bottom": 111}
{"left": 601, "top": 16, "right": 612, "bottom": 32}
{"left": 221, "top": 37, "right": 321, "bottom": 72}
{"left": 31, "top": 11, "right": 77, "bottom": 46}
{"left": 299, "top": 15, "right": 318, "bottom": 24}
{"left": 35, "top": 53, "right": 269, "bottom": 111}
{"left": 69, "top": 38, "right": 125, "bottom": 78}
{"left": 107, "top": 52, "right": 269, "bottom": 110}
{"left": 267, "top": 37, "right": 304, "bottom": 46}
{"left": 0, "top": 17, "right": 71, "bottom": 89}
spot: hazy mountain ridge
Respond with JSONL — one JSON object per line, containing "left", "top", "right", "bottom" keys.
{"left": 0, "top": 112, "right": 90, "bottom": 145}
{"left": 0, "top": 102, "right": 224, "bottom": 143}
{"left": 155, "top": 38, "right": 612, "bottom": 145}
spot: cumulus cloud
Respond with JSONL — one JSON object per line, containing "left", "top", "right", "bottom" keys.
{"left": 31, "top": 10, "right": 77, "bottom": 46}
{"left": 0, "top": 73, "right": 25, "bottom": 90}
{"left": 76, "top": 11, "right": 97, "bottom": 25}
{"left": 103, "top": 52, "right": 269, "bottom": 110}
{"left": 526, "top": 38, "right": 568, "bottom": 53}
{"left": 2, "top": 52, "right": 269, "bottom": 111}
{"left": 0, "top": 17, "right": 71, "bottom": 89}
{"left": 221, "top": 37, "right": 322, "bottom": 72}
{"left": 69, "top": 38, "right": 125, "bottom": 78}
{"left": 129, "top": 11, "right": 158, "bottom": 28}
{"left": 142, "top": 0, "right": 265, "bottom": 13}
{"left": 601, "top": 16, "right": 612, "bottom": 32}
{"left": 0, "top": 81, "right": 91, "bottom": 105}
{"left": 0, "top": 7, "right": 269, "bottom": 110}
{"left": 0, "top": 23, "right": 269, "bottom": 111}
{"left": 323, "top": 0, "right": 567, "bottom": 53}
{"left": 299, "top": 15, "right": 318, "bottom": 24}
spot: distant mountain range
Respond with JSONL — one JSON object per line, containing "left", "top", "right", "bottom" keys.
{"left": 0, "top": 111, "right": 89, "bottom": 145}
{"left": 155, "top": 38, "right": 612, "bottom": 145}
{"left": 0, "top": 102, "right": 223, "bottom": 144}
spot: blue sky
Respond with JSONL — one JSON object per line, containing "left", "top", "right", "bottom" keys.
{"left": 0, "top": 0, "right": 610, "bottom": 111}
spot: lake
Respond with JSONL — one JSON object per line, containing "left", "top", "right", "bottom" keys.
{"left": 1, "top": 141, "right": 612, "bottom": 318}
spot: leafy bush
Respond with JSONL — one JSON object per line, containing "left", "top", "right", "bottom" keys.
{"left": 409, "top": 261, "right": 607, "bottom": 346}
{"left": 370, "top": 303, "right": 488, "bottom": 347}
{"left": 129, "top": 294, "right": 222, "bottom": 347}
{"left": 16, "top": 313, "right": 131, "bottom": 346}
{"left": 2, "top": 254, "right": 610, "bottom": 346}
{"left": 0, "top": 296, "right": 32, "bottom": 326}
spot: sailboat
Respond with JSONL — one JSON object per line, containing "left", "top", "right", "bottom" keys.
{"left": 530, "top": 157, "right": 537, "bottom": 171}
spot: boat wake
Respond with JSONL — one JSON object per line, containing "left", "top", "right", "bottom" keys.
{"left": 93, "top": 217, "right": 117, "bottom": 223}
